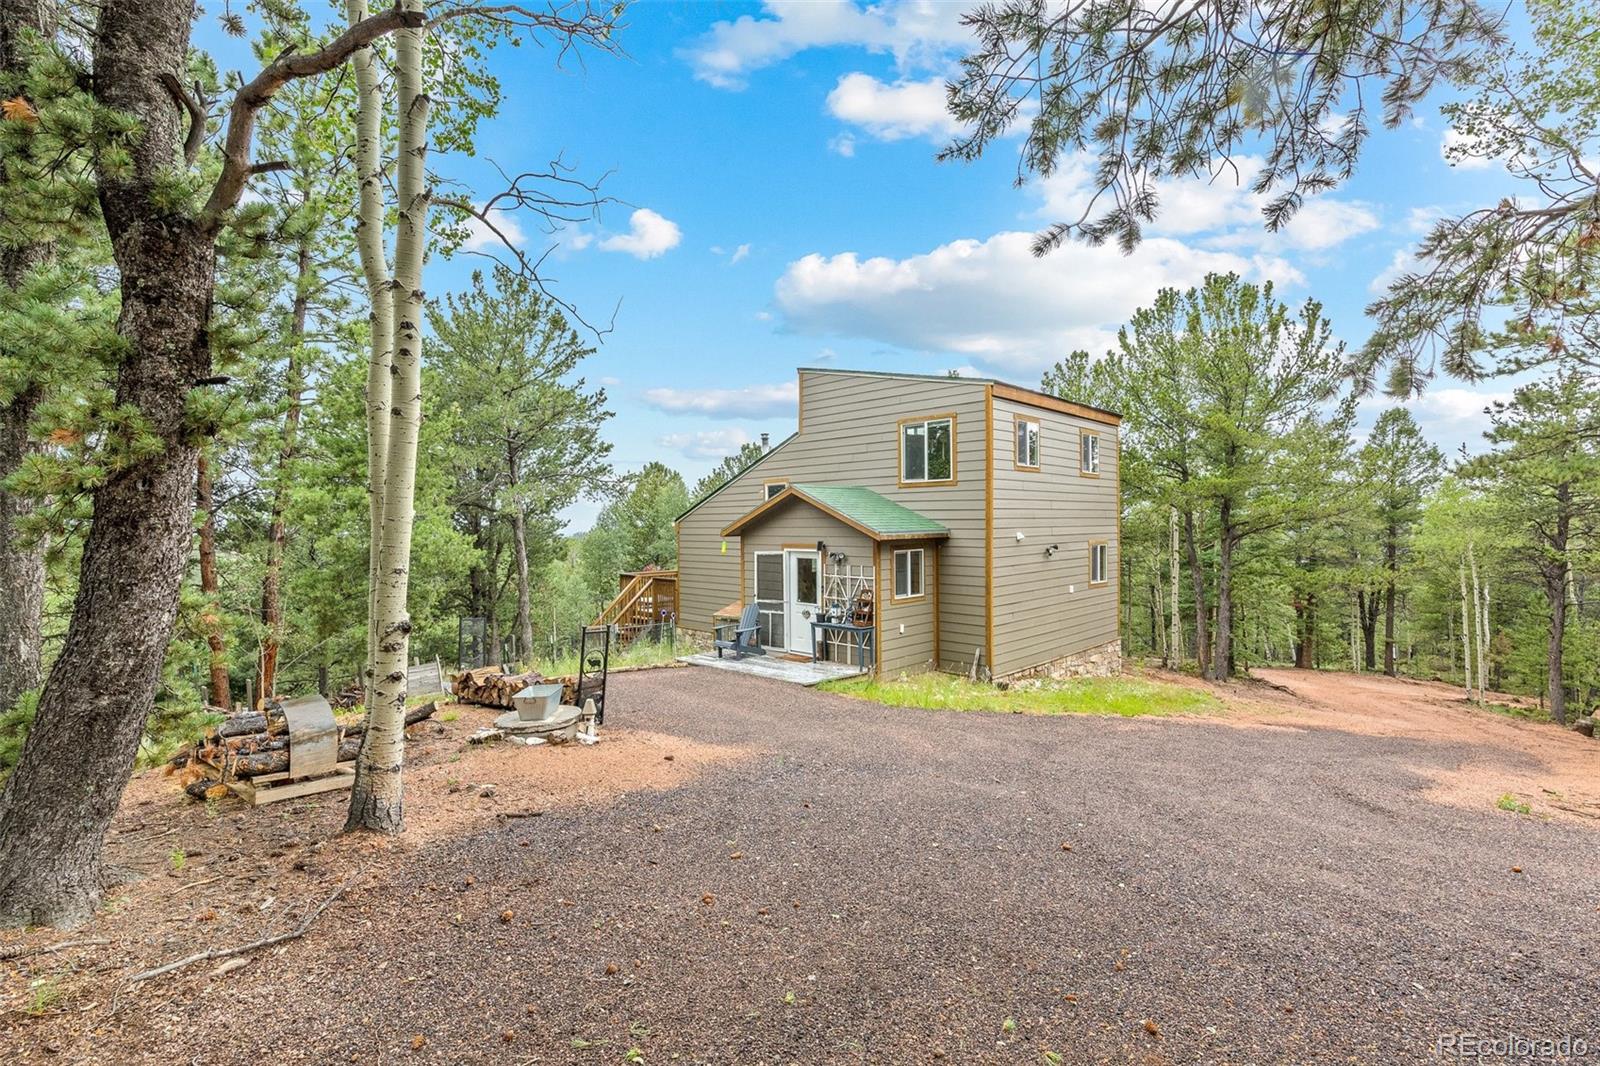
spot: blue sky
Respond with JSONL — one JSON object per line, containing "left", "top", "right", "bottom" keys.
{"left": 207, "top": 2, "right": 1530, "bottom": 530}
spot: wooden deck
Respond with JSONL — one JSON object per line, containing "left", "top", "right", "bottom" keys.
{"left": 678, "top": 652, "right": 864, "bottom": 686}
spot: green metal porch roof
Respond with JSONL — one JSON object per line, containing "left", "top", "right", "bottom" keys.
{"left": 721, "top": 483, "right": 949, "bottom": 541}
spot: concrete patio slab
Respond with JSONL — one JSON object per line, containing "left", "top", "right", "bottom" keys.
{"left": 677, "top": 651, "right": 864, "bottom": 686}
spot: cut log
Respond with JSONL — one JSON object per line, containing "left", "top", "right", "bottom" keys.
{"left": 451, "top": 667, "right": 543, "bottom": 708}
{"left": 230, "top": 736, "right": 362, "bottom": 778}
{"left": 451, "top": 668, "right": 579, "bottom": 709}
{"left": 177, "top": 703, "right": 439, "bottom": 784}
{"left": 212, "top": 709, "right": 286, "bottom": 740}
{"left": 340, "top": 700, "right": 438, "bottom": 738}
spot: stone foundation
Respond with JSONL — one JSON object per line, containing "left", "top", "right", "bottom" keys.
{"left": 1001, "top": 639, "right": 1123, "bottom": 685}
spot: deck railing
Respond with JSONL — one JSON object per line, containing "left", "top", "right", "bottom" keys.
{"left": 594, "top": 569, "right": 678, "bottom": 632}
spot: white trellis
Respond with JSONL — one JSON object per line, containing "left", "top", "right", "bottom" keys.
{"left": 819, "top": 557, "right": 874, "bottom": 666}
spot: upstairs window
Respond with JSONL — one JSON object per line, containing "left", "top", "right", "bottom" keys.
{"left": 1089, "top": 541, "right": 1109, "bottom": 585}
{"left": 893, "top": 548, "right": 924, "bottom": 599}
{"left": 764, "top": 480, "right": 788, "bottom": 500}
{"left": 1080, "top": 430, "right": 1100, "bottom": 476}
{"left": 1014, "top": 417, "right": 1040, "bottom": 469}
{"left": 901, "top": 416, "right": 955, "bottom": 484}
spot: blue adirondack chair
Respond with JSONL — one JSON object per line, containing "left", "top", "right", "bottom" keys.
{"left": 713, "top": 603, "right": 764, "bottom": 659}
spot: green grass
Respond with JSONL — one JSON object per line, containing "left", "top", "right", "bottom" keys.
{"left": 1496, "top": 792, "right": 1532, "bottom": 815}
{"left": 819, "top": 672, "right": 1222, "bottom": 718}
{"left": 525, "top": 637, "right": 684, "bottom": 679}
{"left": 1480, "top": 700, "right": 1548, "bottom": 722}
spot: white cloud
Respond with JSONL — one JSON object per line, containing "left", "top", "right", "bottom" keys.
{"left": 462, "top": 203, "right": 527, "bottom": 253}
{"left": 1034, "top": 154, "right": 1378, "bottom": 252}
{"left": 1441, "top": 127, "right": 1493, "bottom": 170}
{"left": 775, "top": 231, "right": 1279, "bottom": 372}
{"left": 829, "top": 132, "right": 858, "bottom": 157}
{"left": 683, "top": 0, "right": 971, "bottom": 89}
{"left": 1369, "top": 248, "right": 1419, "bottom": 296}
{"left": 730, "top": 243, "right": 751, "bottom": 264}
{"left": 1272, "top": 198, "right": 1381, "bottom": 252}
{"left": 825, "top": 73, "right": 960, "bottom": 141}
{"left": 598, "top": 208, "right": 682, "bottom": 259}
{"left": 661, "top": 428, "right": 756, "bottom": 460}
{"left": 1405, "top": 206, "right": 1444, "bottom": 234}
{"left": 643, "top": 381, "right": 799, "bottom": 419}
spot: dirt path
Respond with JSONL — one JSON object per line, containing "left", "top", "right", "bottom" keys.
{"left": 1249, "top": 667, "right": 1600, "bottom": 824}
{"left": 4, "top": 666, "right": 1598, "bottom": 1064}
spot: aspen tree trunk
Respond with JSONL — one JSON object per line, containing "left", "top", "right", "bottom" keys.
{"left": 1467, "top": 544, "right": 1483, "bottom": 702}
{"left": 346, "top": 0, "right": 394, "bottom": 714}
{"left": 1459, "top": 560, "right": 1473, "bottom": 699}
{"left": 1349, "top": 595, "right": 1359, "bottom": 673}
{"left": 258, "top": 238, "right": 312, "bottom": 699}
{"left": 1479, "top": 578, "right": 1490, "bottom": 701}
{"left": 1382, "top": 525, "right": 1398, "bottom": 676}
{"left": 348, "top": 0, "right": 428, "bottom": 833}
{"left": 196, "top": 452, "right": 231, "bottom": 709}
{"left": 1168, "top": 507, "right": 1181, "bottom": 669}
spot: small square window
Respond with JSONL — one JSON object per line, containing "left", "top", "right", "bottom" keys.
{"left": 1089, "top": 542, "right": 1109, "bottom": 585}
{"left": 765, "top": 481, "right": 787, "bottom": 500}
{"left": 893, "top": 548, "right": 924, "bottom": 599}
{"left": 901, "top": 417, "right": 954, "bottom": 483}
{"left": 1014, "top": 417, "right": 1040, "bottom": 468}
{"left": 1080, "top": 431, "right": 1100, "bottom": 475}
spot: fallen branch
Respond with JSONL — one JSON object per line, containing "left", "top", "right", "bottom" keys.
{"left": 126, "top": 875, "right": 360, "bottom": 984}
{"left": 0, "top": 937, "right": 111, "bottom": 961}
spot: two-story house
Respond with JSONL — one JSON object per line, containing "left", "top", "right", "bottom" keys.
{"left": 673, "top": 368, "right": 1122, "bottom": 681}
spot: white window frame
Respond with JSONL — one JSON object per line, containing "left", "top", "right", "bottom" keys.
{"left": 764, "top": 480, "right": 788, "bottom": 500}
{"left": 1079, "top": 430, "right": 1100, "bottom": 476}
{"left": 1014, "top": 416, "right": 1040, "bottom": 469}
{"left": 899, "top": 416, "right": 956, "bottom": 485}
{"left": 892, "top": 548, "right": 925, "bottom": 600}
{"left": 752, "top": 550, "right": 786, "bottom": 647}
{"left": 1088, "top": 541, "right": 1109, "bottom": 586}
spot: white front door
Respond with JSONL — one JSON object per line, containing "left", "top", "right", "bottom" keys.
{"left": 784, "top": 550, "right": 820, "bottom": 655}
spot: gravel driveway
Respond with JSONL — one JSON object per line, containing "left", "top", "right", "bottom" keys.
{"left": 52, "top": 667, "right": 1600, "bottom": 1064}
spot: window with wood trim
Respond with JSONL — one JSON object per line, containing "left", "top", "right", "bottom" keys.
{"left": 1014, "top": 416, "right": 1040, "bottom": 468}
{"left": 900, "top": 416, "right": 954, "bottom": 483}
{"left": 893, "top": 548, "right": 924, "bottom": 599}
{"left": 764, "top": 480, "right": 788, "bottom": 500}
{"left": 1088, "top": 541, "right": 1109, "bottom": 585}
{"left": 1079, "top": 430, "right": 1100, "bottom": 475}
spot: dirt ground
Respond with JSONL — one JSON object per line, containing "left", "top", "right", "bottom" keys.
{"left": 1245, "top": 668, "right": 1600, "bottom": 825}
{"left": 3, "top": 664, "right": 1597, "bottom": 1064}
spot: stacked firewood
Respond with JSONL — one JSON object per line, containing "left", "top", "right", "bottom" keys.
{"left": 328, "top": 682, "right": 365, "bottom": 709}
{"left": 450, "top": 666, "right": 576, "bottom": 709}
{"left": 168, "top": 701, "right": 439, "bottom": 799}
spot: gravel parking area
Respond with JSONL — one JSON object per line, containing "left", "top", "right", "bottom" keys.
{"left": 8, "top": 666, "right": 1599, "bottom": 1064}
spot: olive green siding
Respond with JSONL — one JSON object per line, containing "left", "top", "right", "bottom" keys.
{"left": 989, "top": 394, "right": 1121, "bottom": 677}
{"left": 675, "top": 439, "right": 790, "bottom": 632}
{"left": 677, "top": 369, "right": 987, "bottom": 669}
{"left": 674, "top": 369, "right": 1120, "bottom": 680}
{"left": 739, "top": 501, "right": 874, "bottom": 654}
{"left": 879, "top": 539, "right": 938, "bottom": 676}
